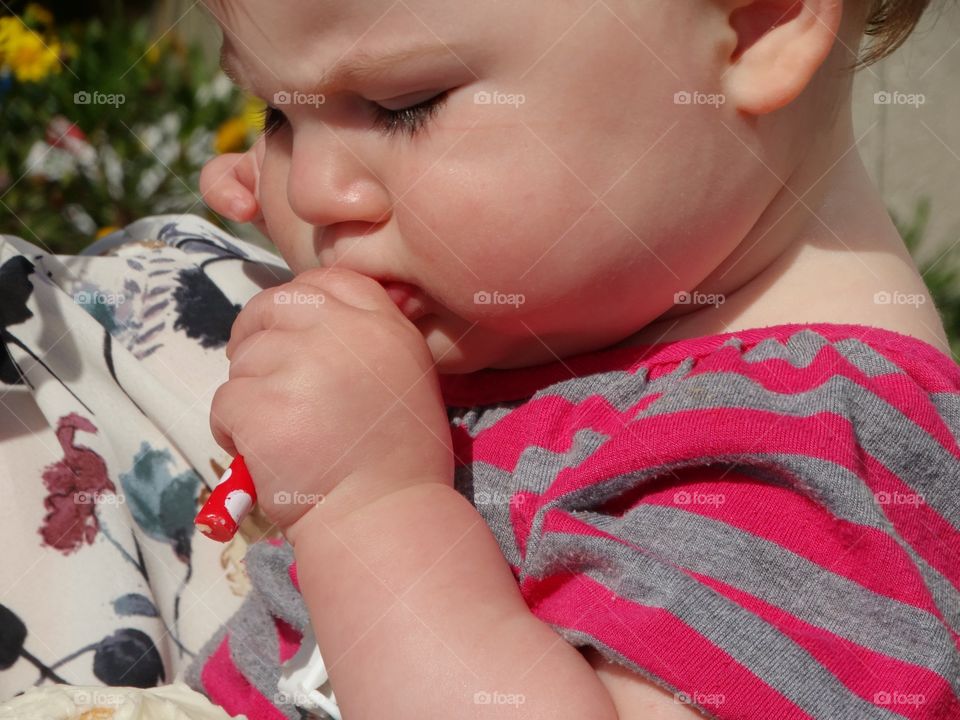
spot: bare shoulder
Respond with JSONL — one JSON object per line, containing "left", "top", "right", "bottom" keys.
{"left": 580, "top": 647, "right": 710, "bottom": 720}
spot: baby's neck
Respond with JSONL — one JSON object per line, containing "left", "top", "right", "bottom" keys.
{"left": 617, "top": 119, "right": 950, "bottom": 355}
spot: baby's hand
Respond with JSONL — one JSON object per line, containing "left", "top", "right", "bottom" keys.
{"left": 200, "top": 136, "right": 268, "bottom": 237}
{"left": 209, "top": 267, "right": 454, "bottom": 538}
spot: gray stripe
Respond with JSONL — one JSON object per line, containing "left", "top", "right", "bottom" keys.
{"left": 632, "top": 371, "right": 960, "bottom": 529}
{"left": 931, "top": 392, "right": 960, "bottom": 449}
{"left": 448, "top": 401, "right": 524, "bottom": 437}
{"left": 738, "top": 329, "right": 904, "bottom": 377}
{"left": 185, "top": 542, "right": 312, "bottom": 720}
{"left": 466, "top": 381, "right": 960, "bottom": 632}
{"left": 536, "top": 361, "right": 691, "bottom": 413}
{"left": 224, "top": 591, "right": 300, "bottom": 719}
{"left": 491, "top": 437, "right": 960, "bottom": 635}
{"left": 833, "top": 337, "right": 905, "bottom": 377}
{"left": 734, "top": 454, "right": 960, "bottom": 632}
{"left": 463, "top": 331, "right": 958, "bottom": 529}
{"left": 455, "top": 461, "right": 522, "bottom": 568}
{"left": 741, "top": 330, "right": 830, "bottom": 368}
{"left": 568, "top": 504, "right": 959, "bottom": 692}
{"left": 511, "top": 428, "right": 612, "bottom": 493}
{"left": 529, "top": 531, "right": 910, "bottom": 720}
{"left": 245, "top": 542, "right": 311, "bottom": 631}
{"left": 463, "top": 428, "right": 616, "bottom": 567}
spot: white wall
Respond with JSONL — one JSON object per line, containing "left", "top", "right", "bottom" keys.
{"left": 852, "top": 2, "right": 960, "bottom": 263}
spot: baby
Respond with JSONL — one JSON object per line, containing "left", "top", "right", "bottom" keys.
{"left": 189, "top": 0, "right": 960, "bottom": 718}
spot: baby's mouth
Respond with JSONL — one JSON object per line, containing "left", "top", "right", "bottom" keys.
{"left": 379, "top": 280, "right": 430, "bottom": 322}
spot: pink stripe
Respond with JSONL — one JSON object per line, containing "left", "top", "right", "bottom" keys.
{"left": 200, "top": 633, "right": 288, "bottom": 720}
{"left": 289, "top": 560, "right": 300, "bottom": 592}
{"left": 510, "top": 490, "right": 541, "bottom": 560}
{"left": 691, "top": 572, "right": 960, "bottom": 719}
{"left": 532, "top": 409, "right": 960, "bottom": 587}
{"left": 869, "top": 373, "right": 960, "bottom": 455}
{"left": 634, "top": 465, "right": 958, "bottom": 639}
{"left": 521, "top": 571, "right": 814, "bottom": 720}
{"left": 688, "top": 342, "right": 960, "bottom": 457}
{"left": 464, "top": 334, "right": 957, "bottom": 481}
{"left": 468, "top": 393, "right": 656, "bottom": 471}
{"left": 275, "top": 616, "right": 303, "bottom": 663}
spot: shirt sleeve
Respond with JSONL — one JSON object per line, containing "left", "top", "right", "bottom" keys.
{"left": 498, "top": 338, "right": 960, "bottom": 720}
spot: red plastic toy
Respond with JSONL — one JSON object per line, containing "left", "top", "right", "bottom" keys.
{"left": 195, "top": 455, "right": 257, "bottom": 542}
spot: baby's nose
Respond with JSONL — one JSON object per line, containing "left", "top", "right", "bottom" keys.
{"left": 286, "top": 133, "right": 391, "bottom": 229}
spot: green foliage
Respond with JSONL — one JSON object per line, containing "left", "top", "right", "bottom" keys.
{"left": 894, "top": 198, "right": 960, "bottom": 359}
{"left": 0, "top": 6, "right": 255, "bottom": 253}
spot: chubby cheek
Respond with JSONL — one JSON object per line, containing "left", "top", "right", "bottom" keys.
{"left": 258, "top": 147, "right": 318, "bottom": 275}
{"left": 399, "top": 153, "right": 588, "bottom": 319}
{"left": 399, "top": 153, "right": 686, "bottom": 337}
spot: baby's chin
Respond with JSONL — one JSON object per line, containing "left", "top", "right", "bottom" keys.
{"left": 418, "top": 315, "right": 495, "bottom": 375}
{"left": 416, "top": 313, "right": 533, "bottom": 375}
{"left": 418, "top": 315, "right": 565, "bottom": 375}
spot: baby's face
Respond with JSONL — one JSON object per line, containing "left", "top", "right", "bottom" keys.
{"left": 209, "top": 0, "right": 769, "bottom": 372}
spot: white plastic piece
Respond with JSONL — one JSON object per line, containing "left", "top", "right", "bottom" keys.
{"left": 277, "top": 625, "right": 341, "bottom": 720}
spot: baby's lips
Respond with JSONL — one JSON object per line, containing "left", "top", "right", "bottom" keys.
{"left": 195, "top": 455, "right": 258, "bottom": 543}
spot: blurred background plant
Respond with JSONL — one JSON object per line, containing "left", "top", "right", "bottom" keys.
{"left": 894, "top": 198, "right": 960, "bottom": 359}
{"left": 0, "top": 0, "right": 263, "bottom": 254}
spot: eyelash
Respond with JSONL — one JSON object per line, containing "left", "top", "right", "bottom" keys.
{"left": 258, "top": 91, "right": 449, "bottom": 139}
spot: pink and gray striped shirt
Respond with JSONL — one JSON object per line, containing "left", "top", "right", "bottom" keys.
{"left": 188, "top": 321, "right": 960, "bottom": 720}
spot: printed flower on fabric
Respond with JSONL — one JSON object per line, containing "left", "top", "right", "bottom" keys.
{"left": 120, "top": 442, "right": 201, "bottom": 562}
{"left": 39, "top": 412, "right": 115, "bottom": 554}
{"left": 0, "top": 255, "right": 35, "bottom": 385}
{"left": 72, "top": 280, "right": 130, "bottom": 337}
{"left": 93, "top": 628, "right": 165, "bottom": 688}
{"left": 172, "top": 266, "right": 240, "bottom": 349}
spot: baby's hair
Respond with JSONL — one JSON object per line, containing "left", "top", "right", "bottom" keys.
{"left": 858, "top": 0, "right": 934, "bottom": 66}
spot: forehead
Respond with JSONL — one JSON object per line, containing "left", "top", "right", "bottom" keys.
{"left": 205, "top": 0, "right": 461, "bottom": 58}
{"left": 205, "top": 0, "right": 471, "bottom": 91}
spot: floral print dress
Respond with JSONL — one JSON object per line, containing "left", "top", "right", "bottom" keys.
{"left": 0, "top": 214, "right": 290, "bottom": 699}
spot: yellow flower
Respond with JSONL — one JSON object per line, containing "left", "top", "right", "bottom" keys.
{"left": 241, "top": 95, "right": 266, "bottom": 131}
{"left": 95, "top": 226, "right": 120, "bottom": 239}
{"left": 0, "top": 16, "right": 21, "bottom": 62}
{"left": 214, "top": 117, "right": 251, "bottom": 154}
{"left": 213, "top": 97, "right": 264, "bottom": 154}
{"left": 0, "top": 18, "right": 61, "bottom": 82}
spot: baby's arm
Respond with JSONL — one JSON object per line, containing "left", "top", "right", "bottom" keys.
{"left": 291, "top": 481, "right": 621, "bottom": 719}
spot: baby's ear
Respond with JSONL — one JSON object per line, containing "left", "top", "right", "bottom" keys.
{"left": 721, "top": 0, "right": 843, "bottom": 114}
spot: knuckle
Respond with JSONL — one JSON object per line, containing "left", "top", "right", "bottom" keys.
{"left": 299, "top": 266, "right": 387, "bottom": 305}
{"left": 209, "top": 383, "right": 239, "bottom": 450}
{"left": 209, "top": 382, "right": 229, "bottom": 417}
{"left": 301, "top": 265, "right": 367, "bottom": 287}
{"left": 227, "top": 360, "right": 243, "bottom": 381}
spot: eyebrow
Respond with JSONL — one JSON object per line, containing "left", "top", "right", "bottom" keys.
{"left": 218, "top": 40, "right": 461, "bottom": 96}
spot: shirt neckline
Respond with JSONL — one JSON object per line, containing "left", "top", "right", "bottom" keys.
{"left": 438, "top": 322, "right": 960, "bottom": 407}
